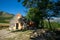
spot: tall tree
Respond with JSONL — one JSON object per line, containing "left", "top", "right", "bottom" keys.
{"left": 26, "top": 8, "right": 42, "bottom": 28}
{"left": 18, "top": 0, "right": 60, "bottom": 29}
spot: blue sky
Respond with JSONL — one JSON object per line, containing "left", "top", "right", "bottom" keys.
{"left": 0, "top": 0, "right": 27, "bottom": 16}
{"left": 0, "top": 0, "right": 58, "bottom": 16}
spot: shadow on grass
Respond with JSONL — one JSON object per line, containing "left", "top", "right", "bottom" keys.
{"left": 0, "top": 26, "right": 8, "bottom": 30}
{"left": 11, "top": 29, "right": 28, "bottom": 33}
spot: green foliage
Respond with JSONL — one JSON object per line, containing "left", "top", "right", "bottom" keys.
{"left": 44, "top": 20, "right": 60, "bottom": 29}
{"left": 20, "top": 0, "right": 60, "bottom": 29}
{"left": 22, "top": 0, "right": 53, "bottom": 28}
{"left": 26, "top": 8, "right": 39, "bottom": 21}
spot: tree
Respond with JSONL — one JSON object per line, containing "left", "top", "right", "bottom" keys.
{"left": 18, "top": 0, "right": 60, "bottom": 29}
{"left": 53, "top": 0, "right": 60, "bottom": 17}
{"left": 26, "top": 8, "right": 41, "bottom": 28}
{"left": 0, "top": 11, "right": 3, "bottom": 15}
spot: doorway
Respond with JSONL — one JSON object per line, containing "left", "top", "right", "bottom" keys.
{"left": 16, "top": 23, "right": 18, "bottom": 29}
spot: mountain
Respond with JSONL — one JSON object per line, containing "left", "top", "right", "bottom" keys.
{"left": 0, "top": 11, "right": 14, "bottom": 23}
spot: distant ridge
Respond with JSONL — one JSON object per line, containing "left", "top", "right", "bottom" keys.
{"left": 0, "top": 11, "right": 14, "bottom": 23}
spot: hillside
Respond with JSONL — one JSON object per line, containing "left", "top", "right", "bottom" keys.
{"left": 0, "top": 11, "right": 14, "bottom": 23}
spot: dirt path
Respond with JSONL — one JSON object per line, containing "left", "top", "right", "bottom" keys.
{"left": 0, "top": 28, "right": 33, "bottom": 40}
{"left": 0, "top": 29, "right": 18, "bottom": 40}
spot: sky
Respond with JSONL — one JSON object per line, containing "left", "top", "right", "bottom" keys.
{"left": 0, "top": 0, "right": 58, "bottom": 16}
{"left": 0, "top": 0, "right": 27, "bottom": 16}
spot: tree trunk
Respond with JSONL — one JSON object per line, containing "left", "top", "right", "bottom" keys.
{"left": 40, "top": 17, "right": 44, "bottom": 29}
{"left": 48, "top": 18, "right": 52, "bottom": 30}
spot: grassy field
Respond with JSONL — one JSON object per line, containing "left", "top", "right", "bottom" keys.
{"left": 0, "top": 20, "right": 60, "bottom": 30}
{"left": 44, "top": 20, "right": 60, "bottom": 29}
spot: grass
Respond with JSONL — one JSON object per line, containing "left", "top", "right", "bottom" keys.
{"left": 44, "top": 20, "right": 60, "bottom": 29}
{"left": 0, "top": 20, "right": 9, "bottom": 23}
{"left": 0, "top": 16, "right": 13, "bottom": 23}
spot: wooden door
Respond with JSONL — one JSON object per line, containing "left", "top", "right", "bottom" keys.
{"left": 16, "top": 23, "right": 18, "bottom": 29}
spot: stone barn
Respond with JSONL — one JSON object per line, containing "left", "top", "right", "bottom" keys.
{"left": 9, "top": 13, "right": 27, "bottom": 31}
